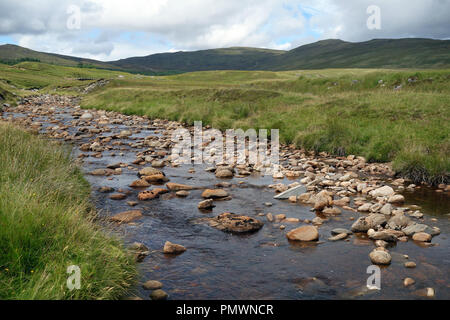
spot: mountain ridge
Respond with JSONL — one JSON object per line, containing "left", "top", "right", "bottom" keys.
{"left": 1, "top": 38, "right": 449, "bottom": 73}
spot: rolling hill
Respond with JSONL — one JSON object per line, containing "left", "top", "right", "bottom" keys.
{"left": 1, "top": 38, "right": 449, "bottom": 73}
{"left": 0, "top": 44, "right": 118, "bottom": 70}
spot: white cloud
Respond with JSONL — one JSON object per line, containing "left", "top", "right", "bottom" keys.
{"left": 1, "top": 0, "right": 449, "bottom": 60}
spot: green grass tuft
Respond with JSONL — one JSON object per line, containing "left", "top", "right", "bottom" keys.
{"left": 0, "top": 123, "right": 136, "bottom": 299}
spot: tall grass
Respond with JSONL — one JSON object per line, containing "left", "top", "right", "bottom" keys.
{"left": 0, "top": 123, "right": 136, "bottom": 299}
{"left": 82, "top": 69, "right": 449, "bottom": 185}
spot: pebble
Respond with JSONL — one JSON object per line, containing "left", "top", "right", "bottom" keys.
{"left": 150, "top": 289, "right": 168, "bottom": 300}
{"left": 143, "top": 280, "right": 163, "bottom": 290}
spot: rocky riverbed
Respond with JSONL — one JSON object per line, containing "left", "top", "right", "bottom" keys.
{"left": 2, "top": 94, "right": 449, "bottom": 300}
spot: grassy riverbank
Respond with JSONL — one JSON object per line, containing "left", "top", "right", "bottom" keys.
{"left": 1, "top": 61, "right": 449, "bottom": 184}
{"left": 82, "top": 68, "right": 450, "bottom": 185}
{"left": 0, "top": 123, "right": 136, "bottom": 299}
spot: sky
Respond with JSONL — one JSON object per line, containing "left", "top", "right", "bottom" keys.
{"left": 0, "top": 0, "right": 449, "bottom": 61}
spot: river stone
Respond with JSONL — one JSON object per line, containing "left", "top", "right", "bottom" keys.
{"left": 150, "top": 289, "right": 168, "bottom": 300}
{"left": 286, "top": 226, "right": 319, "bottom": 242}
{"left": 89, "top": 168, "right": 115, "bottom": 176}
{"left": 328, "top": 233, "right": 348, "bottom": 241}
{"left": 138, "top": 167, "right": 163, "bottom": 177}
{"left": 202, "top": 189, "right": 229, "bottom": 199}
{"left": 369, "top": 250, "right": 392, "bottom": 265}
{"left": 198, "top": 199, "right": 215, "bottom": 210}
{"left": 404, "top": 278, "right": 415, "bottom": 287}
{"left": 387, "top": 213, "right": 411, "bottom": 230}
{"left": 80, "top": 112, "right": 93, "bottom": 120}
{"left": 143, "top": 173, "right": 169, "bottom": 183}
{"left": 331, "top": 228, "right": 351, "bottom": 235}
{"left": 313, "top": 190, "right": 333, "bottom": 211}
{"left": 357, "top": 203, "right": 372, "bottom": 212}
{"left": 274, "top": 185, "right": 305, "bottom": 200}
{"left": 208, "top": 213, "right": 264, "bottom": 233}
{"left": 151, "top": 160, "right": 165, "bottom": 168}
{"left": 369, "top": 231, "right": 397, "bottom": 242}
{"left": 129, "top": 179, "right": 150, "bottom": 188}
{"left": 176, "top": 190, "right": 190, "bottom": 197}
{"left": 351, "top": 214, "right": 387, "bottom": 232}
{"left": 412, "top": 232, "right": 432, "bottom": 242}
{"left": 215, "top": 169, "right": 234, "bottom": 178}
{"left": 405, "top": 261, "right": 417, "bottom": 268}
{"left": 110, "top": 210, "right": 142, "bottom": 223}
{"left": 380, "top": 203, "right": 392, "bottom": 215}
{"left": 163, "top": 241, "right": 186, "bottom": 254}
{"left": 370, "top": 186, "right": 395, "bottom": 198}
{"left": 109, "top": 193, "right": 127, "bottom": 200}
{"left": 403, "top": 223, "right": 429, "bottom": 236}
{"left": 322, "top": 207, "right": 341, "bottom": 215}
{"left": 143, "top": 280, "right": 163, "bottom": 290}
{"left": 388, "top": 194, "right": 405, "bottom": 203}
{"left": 166, "top": 182, "right": 194, "bottom": 191}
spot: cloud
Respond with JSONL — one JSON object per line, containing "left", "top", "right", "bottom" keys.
{"left": 1, "top": 0, "right": 449, "bottom": 60}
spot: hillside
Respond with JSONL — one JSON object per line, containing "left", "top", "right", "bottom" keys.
{"left": 1, "top": 38, "right": 449, "bottom": 73}
{"left": 0, "top": 44, "right": 118, "bottom": 70}
{"left": 109, "top": 38, "right": 450, "bottom": 72}
{"left": 110, "top": 47, "right": 285, "bottom": 72}
{"left": 267, "top": 38, "right": 450, "bottom": 70}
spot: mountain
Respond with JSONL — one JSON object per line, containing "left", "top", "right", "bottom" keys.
{"left": 1, "top": 38, "right": 449, "bottom": 73}
{"left": 266, "top": 38, "right": 450, "bottom": 70}
{"left": 0, "top": 44, "right": 118, "bottom": 70}
{"left": 110, "top": 47, "right": 285, "bottom": 73}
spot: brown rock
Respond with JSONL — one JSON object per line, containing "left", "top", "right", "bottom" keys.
{"left": 198, "top": 199, "right": 215, "bottom": 210}
{"left": 129, "top": 179, "right": 150, "bottom": 188}
{"left": 208, "top": 213, "right": 263, "bottom": 233}
{"left": 166, "top": 182, "right": 194, "bottom": 191}
{"left": 143, "top": 174, "right": 169, "bottom": 183}
{"left": 202, "top": 189, "right": 229, "bottom": 199}
{"left": 412, "top": 232, "right": 432, "bottom": 242}
{"left": 286, "top": 226, "right": 319, "bottom": 242}
{"left": 313, "top": 190, "right": 333, "bottom": 211}
{"left": 109, "top": 193, "right": 127, "bottom": 200}
{"left": 110, "top": 210, "right": 143, "bottom": 223}
{"left": 163, "top": 241, "right": 186, "bottom": 254}
{"left": 138, "top": 188, "right": 168, "bottom": 201}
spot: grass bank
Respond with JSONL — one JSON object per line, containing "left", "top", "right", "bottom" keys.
{"left": 82, "top": 68, "right": 450, "bottom": 185}
{"left": 0, "top": 123, "right": 136, "bottom": 299}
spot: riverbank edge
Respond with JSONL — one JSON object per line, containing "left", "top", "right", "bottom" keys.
{"left": 0, "top": 122, "right": 137, "bottom": 299}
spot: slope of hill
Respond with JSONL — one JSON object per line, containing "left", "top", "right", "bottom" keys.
{"left": 110, "top": 47, "right": 285, "bottom": 72}
{"left": 0, "top": 44, "right": 118, "bottom": 70}
{"left": 109, "top": 38, "right": 450, "bottom": 72}
{"left": 1, "top": 38, "right": 449, "bottom": 73}
{"left": 267, "top": 38, "right": 450, "bottom": 70}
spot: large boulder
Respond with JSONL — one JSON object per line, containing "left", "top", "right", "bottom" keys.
{"left": 313, "top": 190, "right": 333, "bottom": 211}
{"left": 286, "top": 226, "right": 319, "bottom": 242}
{"left": 202, "top": 189, "right": 229, "bottom": 199}
{"left": 208, "top": 213, "right": 263, "bottom": 234}
{"left": 139, "top": 167, "right": 163, "bottom": 177}
{"left": 387, "top": 213, "right": 411, "bottom": 230}
{"left": 110, "top": 210, "right": 142, "bottom": 224}
{"left": 369, "top": 250, "right": 392, "bottom": 265}
{"left": 370, "top": 186, "right": 395, "bottom": 198}
{"left": 163, "top": 241, "right": 186, "bottom": 254}
{"left": 351, "top": 214, "right": 387, "bottom": 232}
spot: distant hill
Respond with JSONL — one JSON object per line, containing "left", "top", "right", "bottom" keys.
{"left": 1, "top": 38, "right": 449, "bottom": 73}
{"left": 0, "top": 44, "right": 118, "bottom": 70}
{"left": 110, "top": 47, "right": 285, "bottom": 73}
{"left": 266, "top": 38, "right": 450, "bottom": 70}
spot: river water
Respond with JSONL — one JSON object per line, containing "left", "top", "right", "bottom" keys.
{"left": 3, "top": 105, "right": 449, "bottom": 300}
